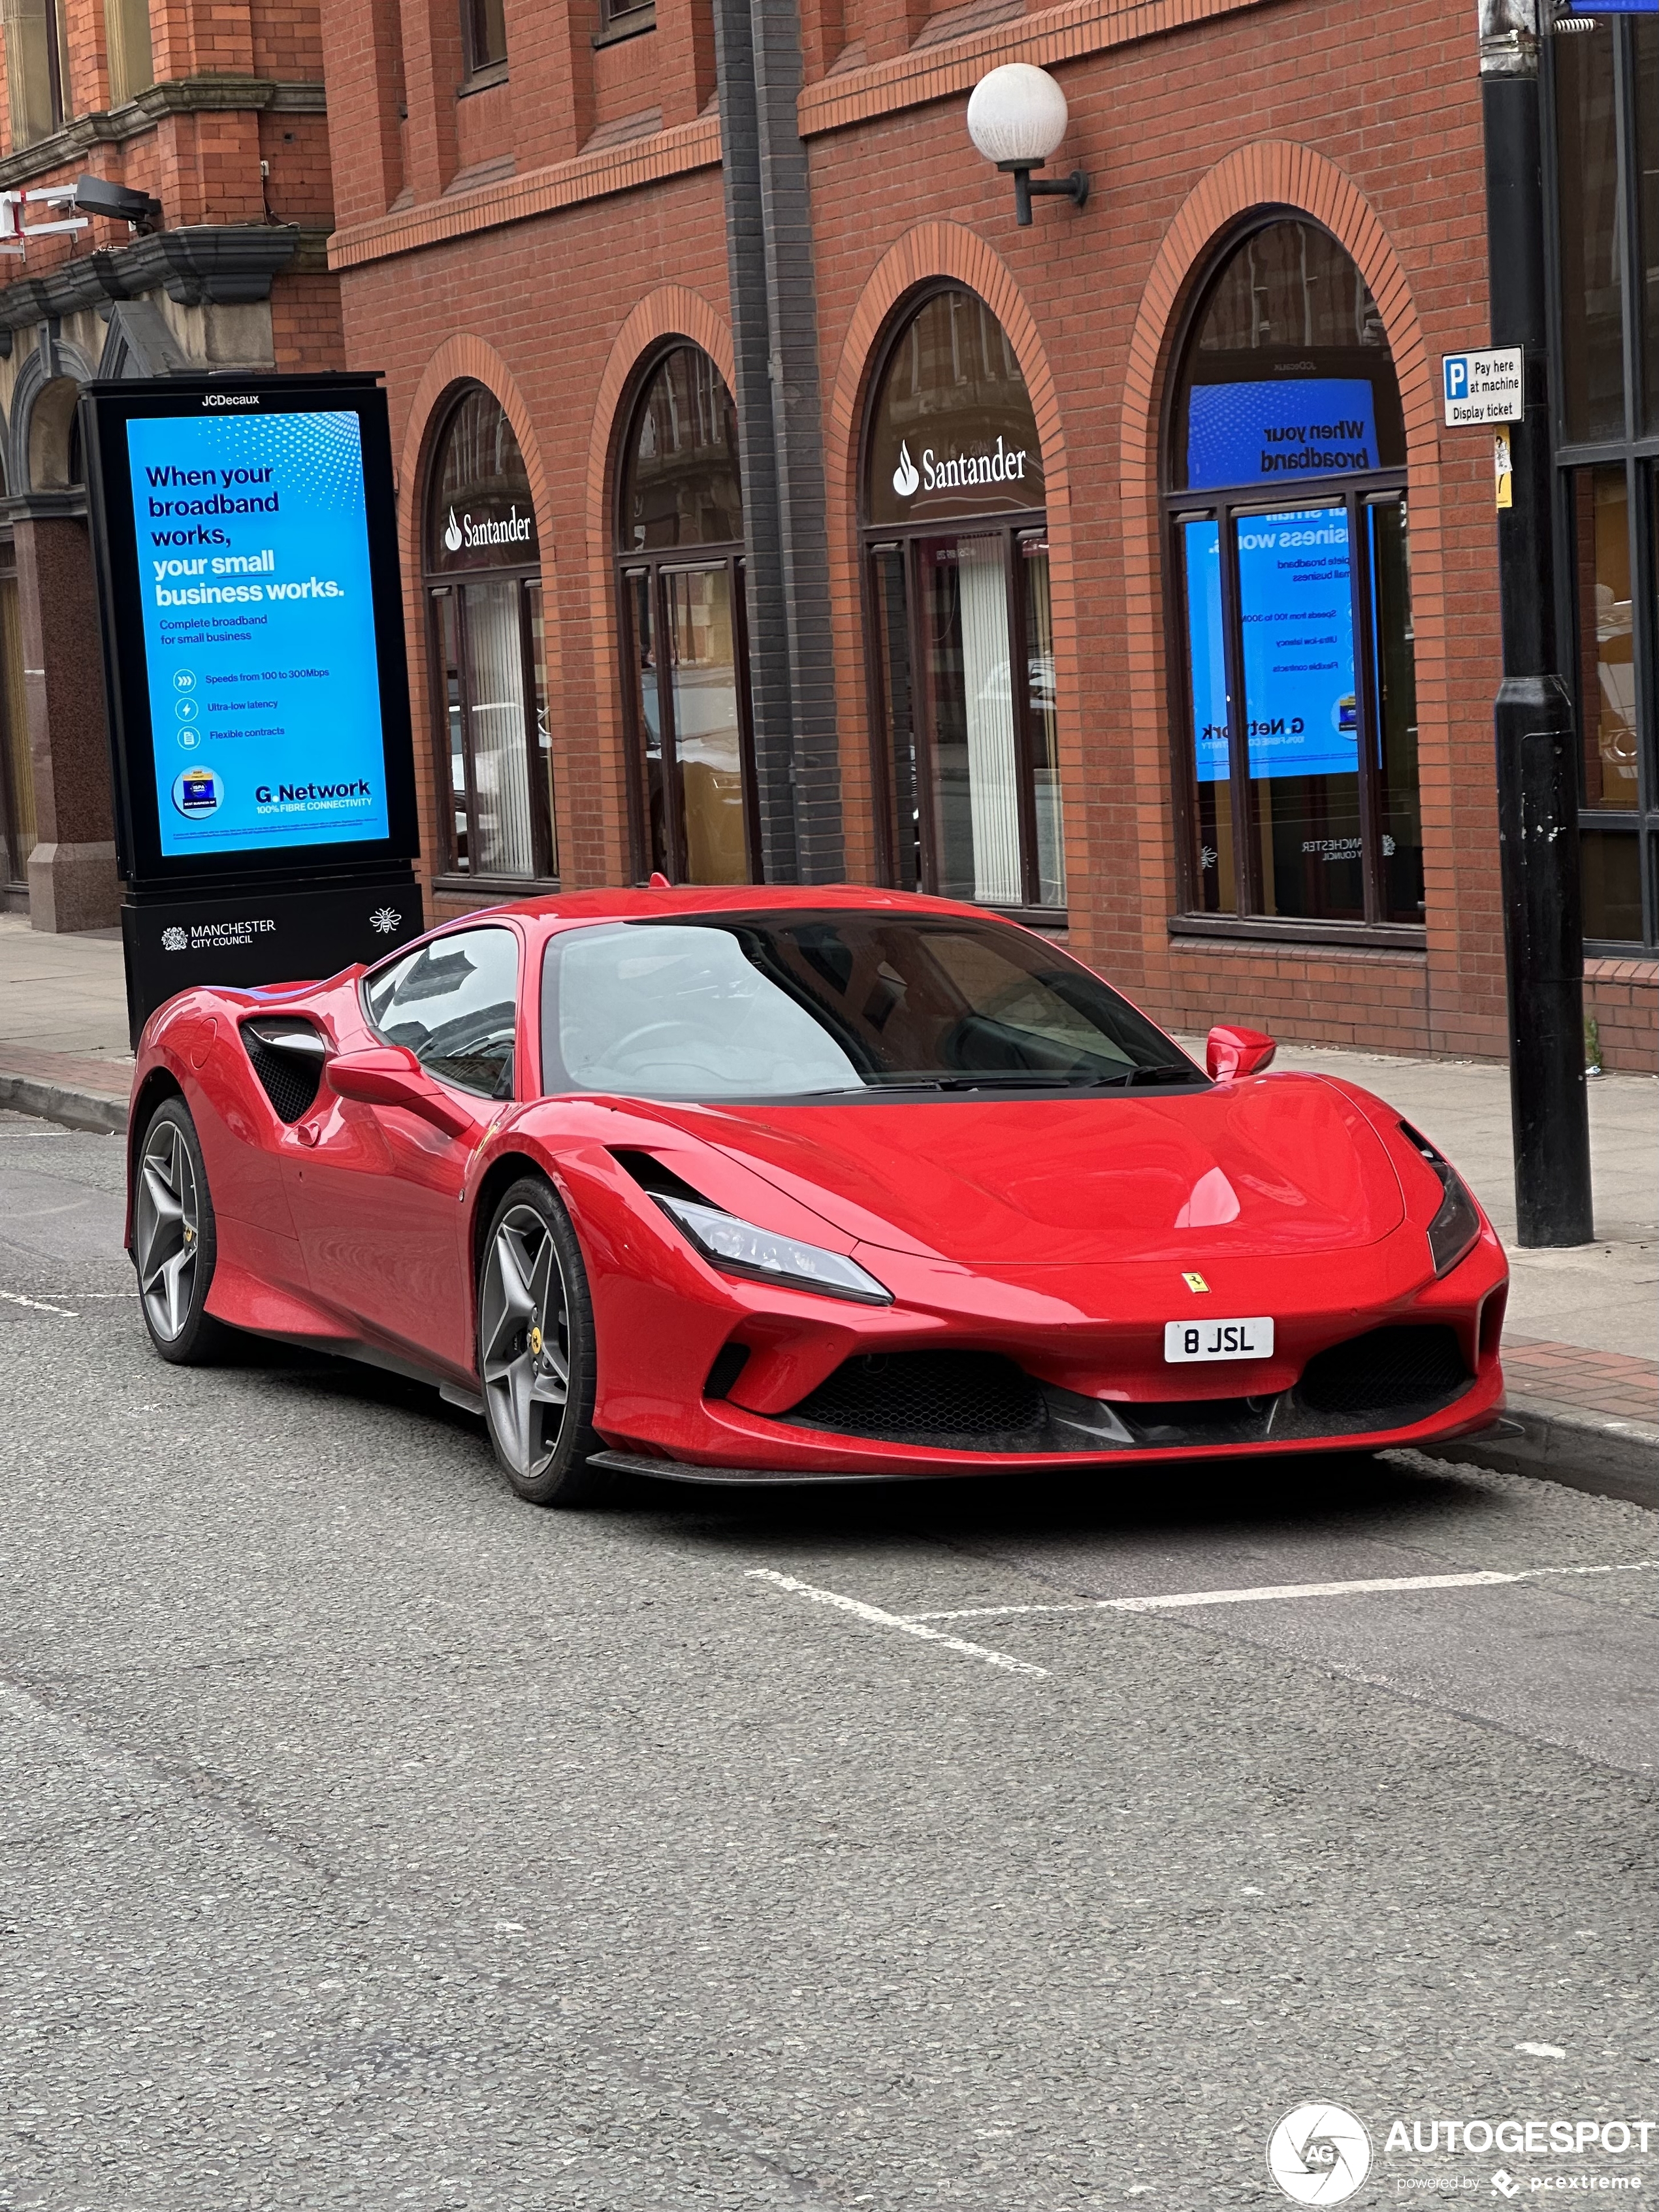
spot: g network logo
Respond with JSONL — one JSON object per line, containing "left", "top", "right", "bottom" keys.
{"left": 892, "top": 442, "right": 920, "bottom": 498}
{"left": 1266, "top": 2104, "right": 1373, "bottom": 2204}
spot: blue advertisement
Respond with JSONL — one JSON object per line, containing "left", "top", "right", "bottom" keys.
{"left": 1236, "top": 507, "right": 1358, "bottom": 781}
{"left": 125, "top": 410, "right": 390, "bottom": 858}
{"left": 1182, "top": 518, "right": 1229, "bottom": 785}
{"left": 1187, "top": 378, "right": 1379, "bottom": 492}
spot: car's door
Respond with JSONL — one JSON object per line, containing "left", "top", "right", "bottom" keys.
{"left": 288, "top": 924, "right": 522, "bottom": 1373}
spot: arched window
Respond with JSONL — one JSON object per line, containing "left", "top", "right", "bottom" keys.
{"left": 1167, "top": 218, "right": 1421, "bottom": 931}
{"left": 423, "top": 385, "right": 553, "bottom": 884}
{"left": 614, "top": 346, "right": 754, "bottom": 885}
{"left": 862, "top": 286, "right": 1061, "bottom": 915}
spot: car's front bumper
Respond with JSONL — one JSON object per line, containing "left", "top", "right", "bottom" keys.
{"left": 587, "top": 1209, "right": 1510, "bottom": 1480}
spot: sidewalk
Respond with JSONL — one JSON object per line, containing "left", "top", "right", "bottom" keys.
{"left": 3, "top": 909, "right": 1654, "bottom": 1498}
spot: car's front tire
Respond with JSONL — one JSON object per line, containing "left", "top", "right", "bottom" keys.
{"left": 133, "top": 1097, "right": 235, "bottom": 1365}
{"left": 477, "top": 1177, "right": 610, "bottom": 1506}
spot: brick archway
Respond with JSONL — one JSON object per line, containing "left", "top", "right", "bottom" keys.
{"left": 398, "top": 335, "right": 558, "bottom": 902}
{"left": 824, "top": 223, "right": 1080, "bottom": 888}
{"left": 1118, "top": 143, "right": 1449, "bottom": 992}
{"left": 582, "top": 288, "right": 739, "bottom": 882}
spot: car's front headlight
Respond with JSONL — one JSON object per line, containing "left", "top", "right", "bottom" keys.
{"left": 654, "top": 1194, "right": 893, "bottom": 1305}
{"left": 1401, "top": 1122, "right": 1482, "bottom": 1277}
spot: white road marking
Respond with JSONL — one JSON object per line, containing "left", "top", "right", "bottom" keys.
{"left": 912, "top": 1559, "right": 1659, "bottom": 1621}
{"left": 0, "top": 1288, "right": 78, "bottom": 1317}
{"left": 745, "top": 1569, "right": 1048, "bottom": 1678}
{"left": 1516, "top": 2041, "right": 1566, "bottom": 2058}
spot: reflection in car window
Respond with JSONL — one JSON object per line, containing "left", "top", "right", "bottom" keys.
{"left": 364, "top": 925, "right": 519, "bottom": 1098}
{"left": 540, "top": 911, "right": 1202, "bottom": 1101}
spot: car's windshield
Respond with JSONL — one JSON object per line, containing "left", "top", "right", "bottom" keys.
{"left": 540, "top": 911, "right": 1204, "bottom": 1101}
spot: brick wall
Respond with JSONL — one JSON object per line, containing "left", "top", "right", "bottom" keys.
{"left": 319, "top": 0, "right": 1657, "bottom": 1070}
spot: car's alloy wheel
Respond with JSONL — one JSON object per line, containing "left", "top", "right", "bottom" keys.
{"left": 133, "top": 1099, "right": 231, "bottom": 1363}
{"left": 477, "top": 1179, "right": 607, "bottom": 1505}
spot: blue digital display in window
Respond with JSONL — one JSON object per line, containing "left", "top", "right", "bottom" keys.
{"left": 1186, "top": 378, "right": 1380, "bottom": 492}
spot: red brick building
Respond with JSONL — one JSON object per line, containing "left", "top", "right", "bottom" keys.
{"left": 8, "top": 0, "right": 1655, "bottom": 1075}
{"left": 0, "top": 0, "right": 340, "bottom": 929}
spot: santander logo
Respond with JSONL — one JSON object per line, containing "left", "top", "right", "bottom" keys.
{"left": 890, "top": 434, "right": 1031, "bottom": 501}
{"left": 443, "top": 507, "right": 464, "bottom": 553}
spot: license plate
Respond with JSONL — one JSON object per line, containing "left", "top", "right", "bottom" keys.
{"left": 1163, "top": 1316, "right": 1275, "bottom": 1363}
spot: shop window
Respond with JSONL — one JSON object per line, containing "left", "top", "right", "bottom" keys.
{"left": 862, "top": 286, "right": 1063, "bottom": 915}
{"left": 104, "top": 0, "right": 152, "bottom": 105}
{"left": 0, "top": 536, "right": 34, "bottom": 893}
{"left": 4, "top": 0, "right": 69, "bottom": 147}
{"left": 614, "top": 345, "right": 754, "bottom": 885}
{"left": 1549, "top": 14, "right": 1658, "bottom": 950}
{"left": 461, "top": 0, "right": 507, "bottom": 73}
{"left": 423, "top": 386, "right": 554, "bottom": 885}
{"left": 1165, "top": 218, "right": 1421, "bottom": 935}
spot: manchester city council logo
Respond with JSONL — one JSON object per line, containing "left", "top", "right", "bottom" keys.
{"left": 1266, "top": 2103, "right": 1372, "bottom": 2204}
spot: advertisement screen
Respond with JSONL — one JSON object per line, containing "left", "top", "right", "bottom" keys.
{"left": 1187, "top": 378, "right": 1379, "bottom": 492}
{"left": 1235, "top": 506, "right": 1358, "bottom": 782}
{"left": 125, "top": 408, "right": 391, "bottom": 859}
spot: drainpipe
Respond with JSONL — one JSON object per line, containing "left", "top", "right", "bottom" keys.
{"left": 711, "top": 0, "right": 844, "bottom": 883}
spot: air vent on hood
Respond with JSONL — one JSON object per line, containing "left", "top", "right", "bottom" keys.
{"left": 610, "top": 1148, "right": 709, "bottom": 1205}
{"left": 240, "top": 1018, "right": 324, "bottom": 1124}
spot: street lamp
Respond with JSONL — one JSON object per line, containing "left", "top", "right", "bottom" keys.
{"left": 966, "top": 63, "right": 1089, "bottom": 227}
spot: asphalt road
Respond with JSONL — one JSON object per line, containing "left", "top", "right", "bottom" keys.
{"left": 1, "top": 1112, "right": 1654, "bottom": 2212}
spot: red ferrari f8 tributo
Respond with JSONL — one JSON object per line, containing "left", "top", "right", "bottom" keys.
{"left": 125, "top": 886, "right": 1507, "bottom": 1502}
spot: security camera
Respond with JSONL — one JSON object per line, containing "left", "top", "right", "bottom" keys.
{"left": 71, "top": 176, "right": 163, "bottom": 232}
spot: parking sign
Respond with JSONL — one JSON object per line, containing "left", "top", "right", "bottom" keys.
{"left": 1442, "top": 348, "right": 1524, "bottom": 425}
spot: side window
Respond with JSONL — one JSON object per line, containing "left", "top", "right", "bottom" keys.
{"left": 364, "top": 926, "right": 520, "bottom": 1098}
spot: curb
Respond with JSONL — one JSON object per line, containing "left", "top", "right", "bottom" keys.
{"left": 0, "top": 1073, "right": 129, "bottom": 1137}
{"left": 1419, "top": 1395, "right": 1659, "bottom": 1512}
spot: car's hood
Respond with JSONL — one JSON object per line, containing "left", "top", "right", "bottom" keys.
{"left": 636, "top": 1075, "right": 1406, "bottom": 1266}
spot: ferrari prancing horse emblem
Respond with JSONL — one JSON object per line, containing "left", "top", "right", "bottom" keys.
{"left": 1182, "top": 1271, "right": 1209, "bottom": 1293}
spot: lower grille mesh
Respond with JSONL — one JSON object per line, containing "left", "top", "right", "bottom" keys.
{"left": 1297, "top": 1324, "right": 1469, "bottom": 1415}
{"left": 787, "top": 1351, "right": 1048, "bottom": 1447}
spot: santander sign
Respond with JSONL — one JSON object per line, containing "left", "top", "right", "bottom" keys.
{"left": 891, "top": 435, "right": 1032, "bottom": 499}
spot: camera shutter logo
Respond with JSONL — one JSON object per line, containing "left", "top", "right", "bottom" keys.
{"left": 1266, "top": 2104, "right": 1372, "bottom": 2204}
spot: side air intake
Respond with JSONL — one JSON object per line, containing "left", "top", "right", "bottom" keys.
{"left": 240, "top": 1018, "right": 325, "bottom": 1124}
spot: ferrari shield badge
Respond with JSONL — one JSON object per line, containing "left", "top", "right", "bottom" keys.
{"left": 1182, "top": 1271, "right": 1209, "bottom": 1293}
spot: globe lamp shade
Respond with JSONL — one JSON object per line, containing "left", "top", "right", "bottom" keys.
{"left": 965, "top": 64, "right": 1069, "bottom": 167}
{"left": 965, "top": 64, "right": 1088, "bottom": 226}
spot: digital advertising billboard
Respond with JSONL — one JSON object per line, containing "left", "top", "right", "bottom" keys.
{"left": 83, "top": 374, "right": 418, "bottom": 889}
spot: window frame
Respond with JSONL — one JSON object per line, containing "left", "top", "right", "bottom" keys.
{"left": 421, "top": 386, "right": 556, "bottom": 893}
{"left": 3, "top": 0, "right": 70, "bottom": 148}
{"left": 611, "top": 344, "right": 758, "bottom": 887}
{"left": 1157, "top": 216, "right": 1426, "bottom": 951}
{"left": 857, "top": 281, "right": 1063, "bottom": 927}
{"left": 459, "top": 0, "right": 508, "bottom": 78}
{"left": 1543, "top": 14, "right": 1659, "bottom": 954}
{"left": 593, "top": 0, "right": 656, "bottom": 47}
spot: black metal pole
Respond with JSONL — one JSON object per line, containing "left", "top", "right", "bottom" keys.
{"left": 1479, "top": 0, "right": 1593, "bottom": 1246}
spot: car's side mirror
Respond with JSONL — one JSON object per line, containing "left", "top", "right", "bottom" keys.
{"left": 325, "top": 1046, "right": 474, "bottom": 1137}
{"left": 1206, "top": 1024, "right": 1277, "bottom": 1082}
